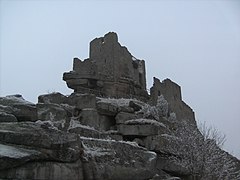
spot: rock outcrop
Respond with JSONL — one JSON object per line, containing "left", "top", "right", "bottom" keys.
{"left": 1, "top": 32, "right": 239, "bottom": 180}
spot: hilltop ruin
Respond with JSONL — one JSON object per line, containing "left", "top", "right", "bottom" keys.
{"left": 63, "top": 32, "right": 148, "bottom": 101}
{"left": 63, "top": 32, "right": 195, "bottom": 124}
{"left": 1, "top": 32, "right": 238, "bottom": 180}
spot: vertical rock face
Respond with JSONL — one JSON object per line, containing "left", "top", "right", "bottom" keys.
{"left": 63, "top": 32, "right": 148, "bottom": 101}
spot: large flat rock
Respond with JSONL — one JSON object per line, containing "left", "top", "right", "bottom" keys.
{"left": 38, "top": 92, "right": 68, "bottom": 104}
{"left": 81, "top": 137, "right": 157, "bottom": 180}
{"left": 118, "top": 124, "right": 160, "bottom": 136}
{"left": 0, "top": 144, "right": 43, "bottom": 170}
{"left": 118, "top": 119, "right": 169, "bottom": 136}
{"left": 0, "top": 122, "right": 82, "bottom": 163}
{"left": 144, "top": 134, "right": 180, "bottom": 155}
{"left": 0, "top": 95, "right": 37, "bottom": 122}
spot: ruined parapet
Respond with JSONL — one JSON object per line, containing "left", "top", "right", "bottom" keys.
{"left": 63, "top": 32, "right": 148, "bottom": 101}
{"left": 150, "top": 77, "right": 195, "bottom": 124}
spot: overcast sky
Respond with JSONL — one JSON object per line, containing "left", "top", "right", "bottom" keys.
{"left": 1, "top": 0, "right": 240, "bottom": 158}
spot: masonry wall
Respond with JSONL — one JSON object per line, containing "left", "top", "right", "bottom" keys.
{"left": 63, "top": 32, "right": 148, "bottom": 100}
{"left": 150, "top": 77, "right": 195, "bottom": 124}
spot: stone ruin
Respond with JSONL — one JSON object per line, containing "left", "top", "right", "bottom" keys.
{"left": 63, "top": 32, "right": 148, "bottom": 101}
{"left": 1, "top": 32, "right": 239, "bottom": 180}
{"left": 63, "top": 32, "right": 195, "bottom": 125}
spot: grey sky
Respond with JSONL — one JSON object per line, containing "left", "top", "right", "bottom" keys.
{"left": 1, "top": 0, "right": 240, "bottom": 158}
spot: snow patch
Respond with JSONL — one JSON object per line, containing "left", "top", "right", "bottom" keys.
{"left": 68, "top": 119, "right": 96, "bottom": 131}
{"left": 83, "top": 144, "right": 113, "bottom": 157}
{"left": 104, "top": 130, "right": 119, "bottom": 135}
{"left": 132, "top": 56, "right": 137, "bottom": 60}
{"left": 147, "top": 151, "right": 157, "bottom": 162}
{"left": 80, "top": 136, "right": 145, "bottom": 149}
{"left": 35, "top": 120, "right": 59, "bottom": 130}
{"left": 125, "top": 119, "right": 166, "bottom": 127}
{"left": 0, "top": 144, "right": 40, "bottom": 158}
{"left": 97, "top": 97, "right": 145, "bottom": 107}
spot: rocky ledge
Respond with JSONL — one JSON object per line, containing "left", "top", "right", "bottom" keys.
{"left": 0, "top": 93, "right": 185, "bottom": 180}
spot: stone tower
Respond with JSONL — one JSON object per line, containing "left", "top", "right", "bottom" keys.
{"left": 63, "top": 32, "right": 149, "bottom": 100}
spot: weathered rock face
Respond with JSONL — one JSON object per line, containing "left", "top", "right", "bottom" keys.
{"left": 0, "top": 122, "right": 83, "bottom": 162}
{"left": 3, "top": 32, "right": 239, "bottom": 180}
{"left": 0, "top": 91, "right": 179, "bottom": 179}
{"left": 0, "top": 120, "right": 162, "bottom": 180}
{"left": 118, "top": 119, "right": 169, "bottom": 137}
{"left": 38, "top": 92, "right": 68, "bottom": 104}
{"left": 0, "top": 160, "right": 84, "bottom": 180}
{"left": 63, "top": 32, "right": 149, "bottom": 101}
{"left": 0, "top": 121, "right": 85, "bottom": 180}
{"left": 81, "top": 137, "right": 157, "bottom": 180}
{"left": 0, "top": 95, "right": 37, "bottom": 122}
{"left": 0, "top": 111, "right": 17, "bottom": 122}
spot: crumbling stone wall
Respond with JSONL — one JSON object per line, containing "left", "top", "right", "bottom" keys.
{"left": 150, "top": 77, "right": 196, "bottom": 124}
{"left": 63, "top": 32, "right": 148, "bottom": 101}
{"left": 63, "top": 32, "right": 195, "bottom": 123}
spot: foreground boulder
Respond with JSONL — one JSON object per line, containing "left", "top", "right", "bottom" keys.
{"left": 0, "top": 121, "right": 161, "bottom": 180}
{"left": 0, "top": 121, "right": 84, "bottom": 180}
{"left": 81, "top": 137, "right": 157, "bottom": 180}
{"left": 0, "top": 122, "right": 83, "bottom": 162}
{"left": 0, "top": 95, "right": 37, "bottom": 122}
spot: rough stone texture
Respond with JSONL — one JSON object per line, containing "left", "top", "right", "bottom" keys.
{"left": 0, "top": 95, "right": 32, "bottom": 106}
{"left": 0, "top": 160, "right": 84, "bottom": 180}
{"left": 0, "top": 111, "right": 17, "bottom": 122}
{"left": 37, "top": 103, "right": 70, "bottom": 130}
{"left": 68, "top": 93, "right": 96, "bottom": 109}
{"left": 79, "top": 108, "right": 99, "bottom": 130}
{"left": 81, "top": 137, "right": 157, "bottom": 180}
{"left": 118, "top": 106, "right": 135, "bottom": 113}
{"left": 38, "top": 92, "right": 68, "bottom": 104}
{"left": 159, "top": 116, "right": 177, "bottom": 131}
{"left": 105, "top": 134, "right": 123, "bottom": 141}
{"left": 63, "top": 32, "right": 149, "bottom": 101}
{"left": 0, "top": 122, "right": 83, "bottom": 162}
{"left": 156, "top": 156, "right": 190, "bottom": 177}
{"left": 118, "top": 124, "right": 162, "bottom": 136}
{"left": 144, "top": 134, "right": 179, "bottom": 155}
{"left": 115, "top": 111, "right": 137, "bottom": 124}
{"left": 99, "top": 114, "right": 116, "bottom": 131}
{"left": 0, "top": 95, "right": 37, "bottom": 122}
{"left": 0, "top": 144, "right": 43, "bottom": 170}
{"left": 12, "top": 103, "right": 37, "bottom": 122}
{"left": 150, "top": 77, "right": 196, "bottom": 125}
{"left": 97, "top": 101, "right": 118, "bottom": 116}
{"left": 129, "top": 100, "right": 143, "bottom": 111}
{"left": 69, "top": 126, "right": 106, "bottom": 139}
{"left": 0, "top": 104, "right": 14, "bottom": 114}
